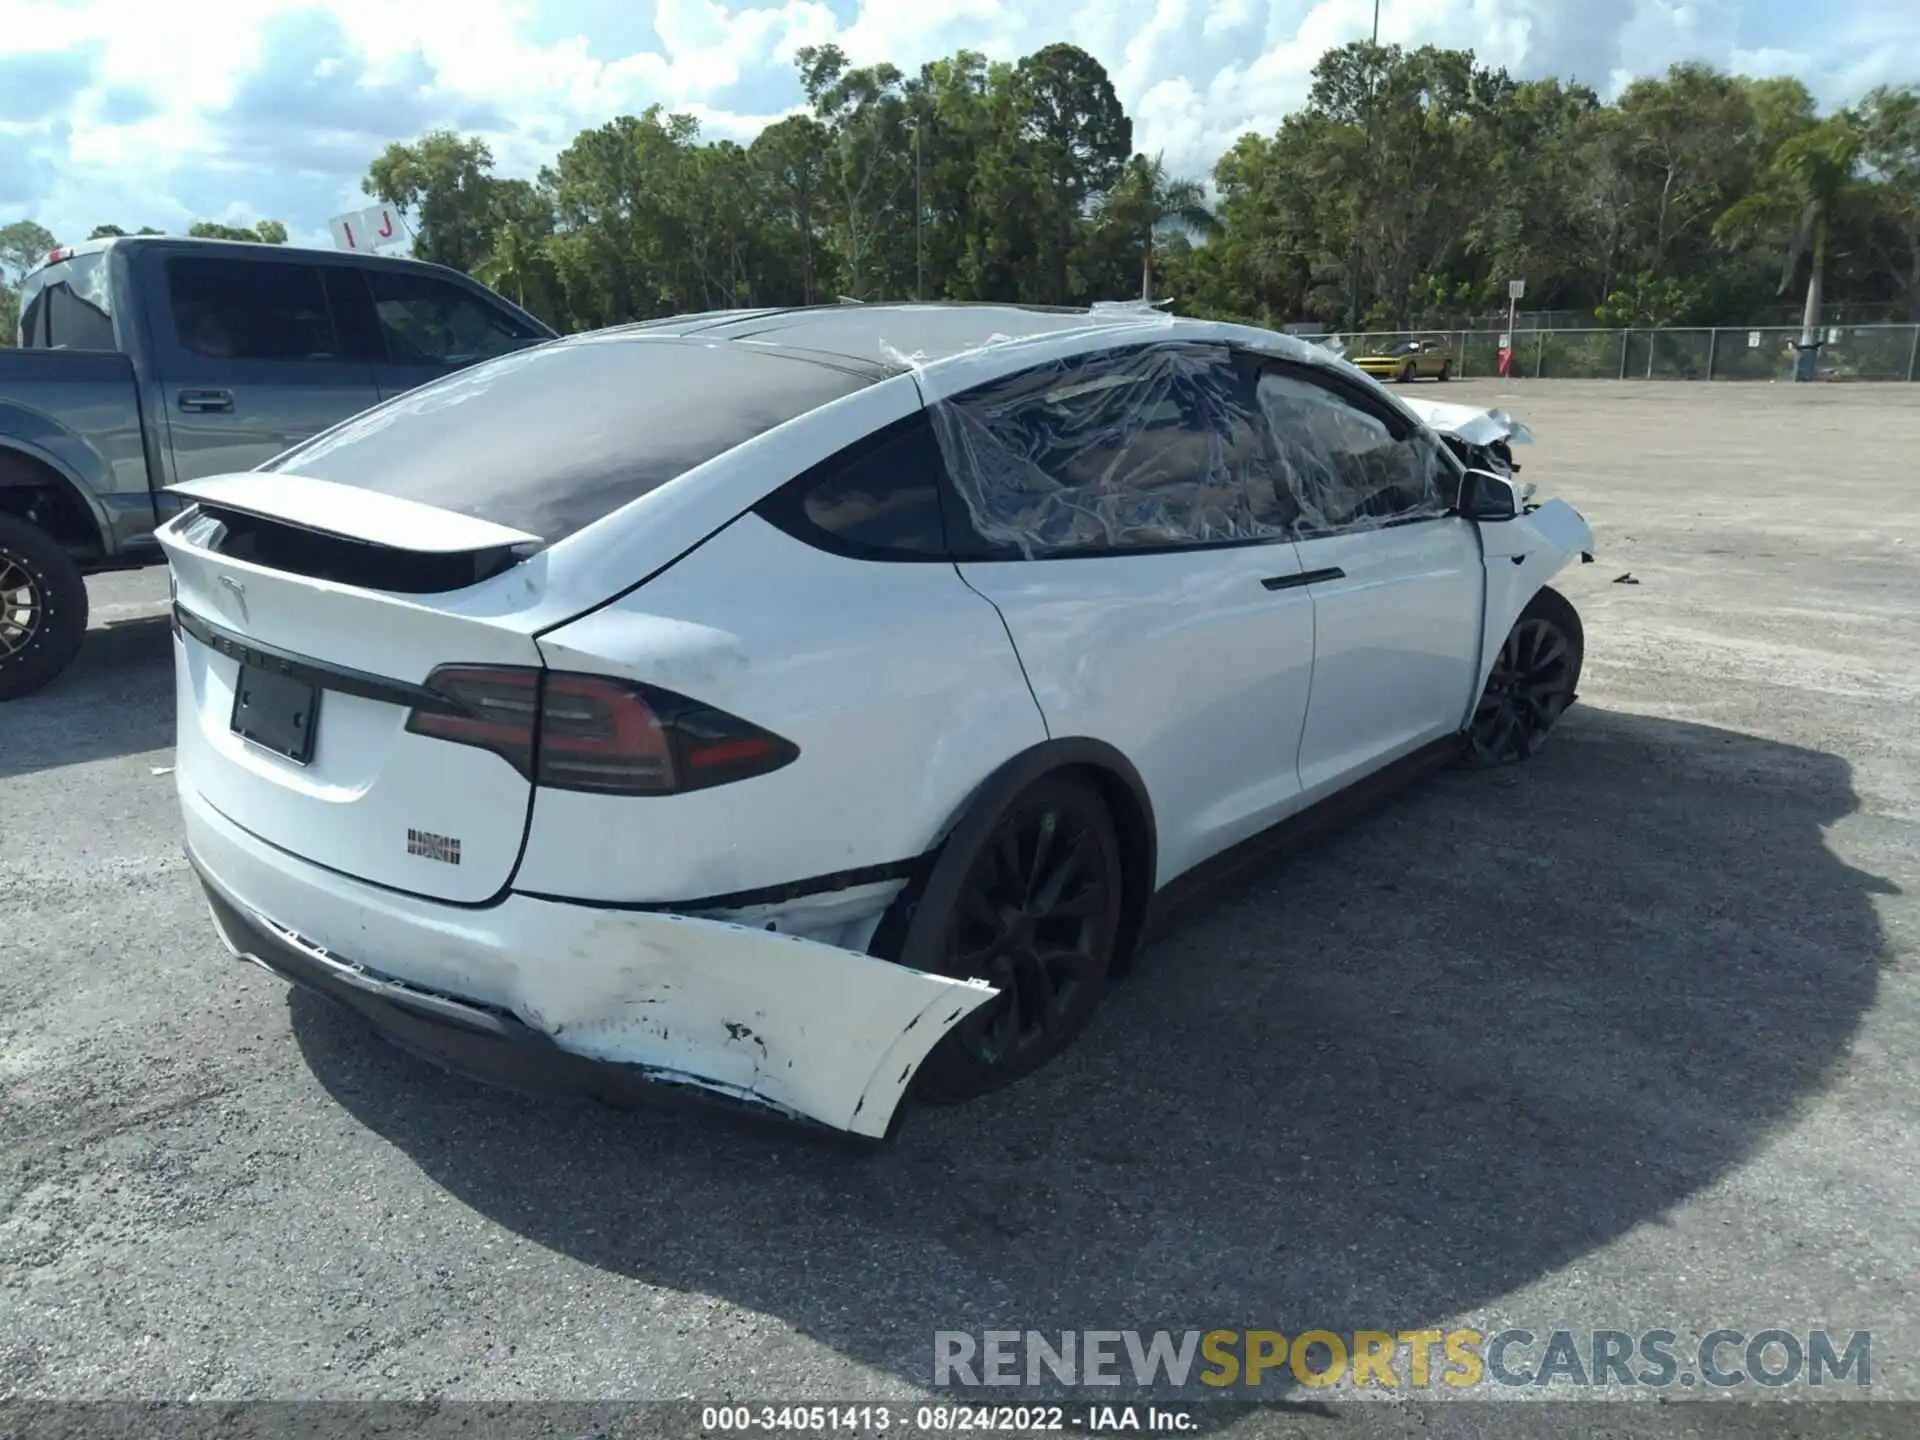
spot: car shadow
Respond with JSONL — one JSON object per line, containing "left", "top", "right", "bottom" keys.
{"left": 289, "top": 705, "right": 1894, "bottom": 1400}
{"left": 0, "top": 614, "right": 174, "bottom": 780}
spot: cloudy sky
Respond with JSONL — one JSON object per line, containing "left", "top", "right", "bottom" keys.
{"left": 2, "top": 0, "right": 1916, "bottom": 251}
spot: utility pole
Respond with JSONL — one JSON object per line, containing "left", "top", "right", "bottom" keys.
{"left": 1346, "top": 0, "right": 1382, "bottom": 331}
{"left": 914, "top": 107, "right": 925, "bottom": 303}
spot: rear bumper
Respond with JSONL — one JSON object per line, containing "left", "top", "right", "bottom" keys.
{"left": 180, "top": 783, "right": 995, "bottom": 1139}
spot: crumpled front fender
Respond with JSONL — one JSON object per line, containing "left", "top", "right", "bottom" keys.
{"left": 1473, "top": 498, "right": 1594, "bottom": 696}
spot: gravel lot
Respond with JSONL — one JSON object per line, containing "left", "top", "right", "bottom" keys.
{"left": 3, "top": 381, "right": 1916, "bottom": 1419}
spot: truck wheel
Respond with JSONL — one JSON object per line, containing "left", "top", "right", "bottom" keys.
{"left": 0, "top": 513, "right": 89, "bottom": 701}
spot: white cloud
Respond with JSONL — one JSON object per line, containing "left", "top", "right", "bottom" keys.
{"left": 0, "top": 0, "right": 1911, "bottom": 246}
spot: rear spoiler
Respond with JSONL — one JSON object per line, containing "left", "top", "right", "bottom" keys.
{"left": 166, "top": 473, "right": 544, "bottom": 553}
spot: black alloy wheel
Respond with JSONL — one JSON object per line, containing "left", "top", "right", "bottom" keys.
{"left": 0, "top": 513, "right": 89, "bottom": 702}
{"left": 916, "top": 775, "right": 1124, "bottom": 1101}
{"left": 0, "top": 552, "right": 40, "bottom": 661}
{"left": 1465, "top": 587, "right": 1584, "bottom": 766}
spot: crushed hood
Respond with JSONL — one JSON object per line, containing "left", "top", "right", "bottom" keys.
{"left": 1398, "top": 396, "right": 1534, "bottom": 449}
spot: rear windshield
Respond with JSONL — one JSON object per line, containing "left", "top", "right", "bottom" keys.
{"left": 265, "top": 336, "right": 875, "bottom": 543}
{"left": 19, "top": 252, "right": 115, "bottom": 350}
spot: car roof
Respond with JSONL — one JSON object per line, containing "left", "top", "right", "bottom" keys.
{"left": 570, "top": 302, "right": 1340, "bottom": 386}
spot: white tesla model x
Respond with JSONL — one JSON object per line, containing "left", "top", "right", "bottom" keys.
{"left": 159, "top": 304, "right": 1594, "bottom": 1141}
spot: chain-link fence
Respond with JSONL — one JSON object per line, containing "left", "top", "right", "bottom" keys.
{"left": 1316, "top": 325, "right": 1920, "bottom": 381}
{"left": 1447, "top": 303, "right": 1914, "bottom": 332}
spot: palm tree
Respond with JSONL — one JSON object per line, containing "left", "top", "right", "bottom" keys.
{"left": 473, "top": 224, "right": 540, "bottom": 309}
{"left": 1716, "top": 113, "right": 1864, "bottom": 380}
{"left": 1108, "top": 152, "right": 1220, "bottom": 303}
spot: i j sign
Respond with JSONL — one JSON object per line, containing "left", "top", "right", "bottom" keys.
{"left": 328, "top": 205, "right": 406, "bottom": 253}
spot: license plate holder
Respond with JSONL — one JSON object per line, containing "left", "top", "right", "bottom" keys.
{"left": 231, "top": 662, "right": 321, "bottom": 765}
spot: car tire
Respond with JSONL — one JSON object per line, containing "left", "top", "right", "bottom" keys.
{"left": 913, "top": 773, "right": 1125, "bottom": 1103}
{"left": 1398, "top": 363, "right": 1415, "bottom": 383}
{"left": 1461, "top": 586, "right": 1583, "bottom": 767}
{"left": 1438, "top": 361, "right": 1452, "bottom": 381}
{"left": 0, "top": 513, "right": 89, "bottom": 702}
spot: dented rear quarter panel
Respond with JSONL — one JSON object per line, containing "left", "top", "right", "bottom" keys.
{"left": 516, "top": 510, "right": 1048, "bottom": 904}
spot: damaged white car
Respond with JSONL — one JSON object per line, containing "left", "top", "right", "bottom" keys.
{"left": 159, "top": 304, "right": 1594, "bottom": 1142}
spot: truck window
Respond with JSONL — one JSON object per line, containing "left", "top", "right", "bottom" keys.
{"left": 21, "top": 253, "right": 114, "bottom": 350}
{"left": 18, "top": 288, "right": 47, "bottom": 347}
{"left": 365, "top": 270, "right": 541, "bottom": 366}
{"left": 167, "top": 257, "right": 341, "bottom": 362}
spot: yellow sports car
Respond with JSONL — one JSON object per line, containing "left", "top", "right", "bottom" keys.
{"left": 1350, "top": 338, "right": 1454, "bottom": 383}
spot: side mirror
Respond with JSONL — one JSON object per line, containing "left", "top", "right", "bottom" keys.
{"left": 1457, "top": 467, "right": 1520, "bottom": 522}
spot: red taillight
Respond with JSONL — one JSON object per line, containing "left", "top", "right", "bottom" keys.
{"left": 404, "top": 666, "right": 540, "bottom": 774}
{"left": 536, "top": 671, "right": 674, "bottom": 792}
{"left": 405, "top": 666, "right": 797, "bottom": 796}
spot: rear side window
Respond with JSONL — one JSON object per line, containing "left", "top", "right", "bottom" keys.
{"left": 167, "top": 257, "right": 340, "bottom": 361}
{"left": 21, "top": 253, "right": 114, "bottom": 350}
{"left": 754, "top": 414, "right": 949, "bottom": 560}
{"left": 930, "top": 342, "right": 1290, "bottom": 556}
{"left": 367, "top": 269, "right": 542, "bottom": 366}
{"left": 41, "top": 253, "right": 115, "bottom": 349}
{"left": 266, "top": 336, "right": 874, "bottom": 544}
{"left": 18, "top": 287, "right": 47, "bottom": 347}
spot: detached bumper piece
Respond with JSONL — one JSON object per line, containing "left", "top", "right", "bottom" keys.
{"left": 198, "top": 874, "right": 785, "bottom": 1133}
{"left": 192, "top": 861, "right": 993, "bottom": 1143}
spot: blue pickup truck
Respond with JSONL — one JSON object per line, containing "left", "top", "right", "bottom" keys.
{"left": 0, "top": 235, "right": 554, "bottom": 699}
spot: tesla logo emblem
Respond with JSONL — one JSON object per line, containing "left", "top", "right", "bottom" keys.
{"left": 217, "top": 575, "right": 249, "bottom": 625}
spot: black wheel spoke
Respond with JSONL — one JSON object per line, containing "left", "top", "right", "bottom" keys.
{"left": 1024, "top": 956, "right": 1060, "bottom": 1035}
{"left": 994, "top": 825, "right": 1026, "bottom": 901}
{"left": 961, "top": 886, "right": 1002, "bottom": 932}
{"left": 0, "top": 558, "right": 38, "bottom": 658}
{"left": 1471, "top": 609, "right": 1578, "bottom": 763}
{"left": 1045, "top": 885, "right": 1106, "bottom": 921}
{"left": 952, "top": 939, "right": 1003, "bottom": 975}
{"left": 1029, "top": 830, "right": 1090, "bottom": 913}
{"left": 929, "top": 782, "right": 1121, "bottom": 1094}
{"left": 1026, "top": 809, "right": 1058, "bottom": 897}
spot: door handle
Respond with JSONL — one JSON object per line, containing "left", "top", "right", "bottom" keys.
{"left": 178, "top": 389, "right": 234, "bottom": 413}
{"left": 1261, "top": 567, "right": 1345, "bottom": 592}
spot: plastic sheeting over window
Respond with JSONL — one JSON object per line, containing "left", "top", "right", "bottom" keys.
{"left": 1254, "top": 373, "right": 1450, "bottom": 533}
{"left": 924, "top": 340, "right": 1451, "bottom": 558}
{"left": 925, "top": 343, "right": 1293, "bottom": 557}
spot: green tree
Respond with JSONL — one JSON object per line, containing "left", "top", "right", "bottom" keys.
{"left": 799, "top": 45, "right": 915, "bottom": 299}
{"left": 186, "top": 220, "right": 288, "bottom": 243}
{"left": 473, "top": 223, "right": 541, "bottom": 310}
{"left": 346, "top": 39, "right": 1920, "bottom": 341}
{"left": 1009, "top": 43, "right": 1132, "bottom": 303}
{"left": 0, "top": 220, "right": 58, "bottom": 350}
{"left": 0, "top": 220, "right": 59, "bottom": 286}
{"left": 365, "top": 130, "right": 501, "bottom": 272}
{"left": 751, "top": 115, "right": 833, "bottom": 304}
{"left": 1859, "top": 86, "right": 1920, "bottom": 318}
{"left": 473, "top": 177, "right": 564, "bottom": 323}
{"left": 1717, "top": 113, "right": 1866, "bottom": 377}
{"left": 1099, "top": 152, "right": 1218, "bottom": 301}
